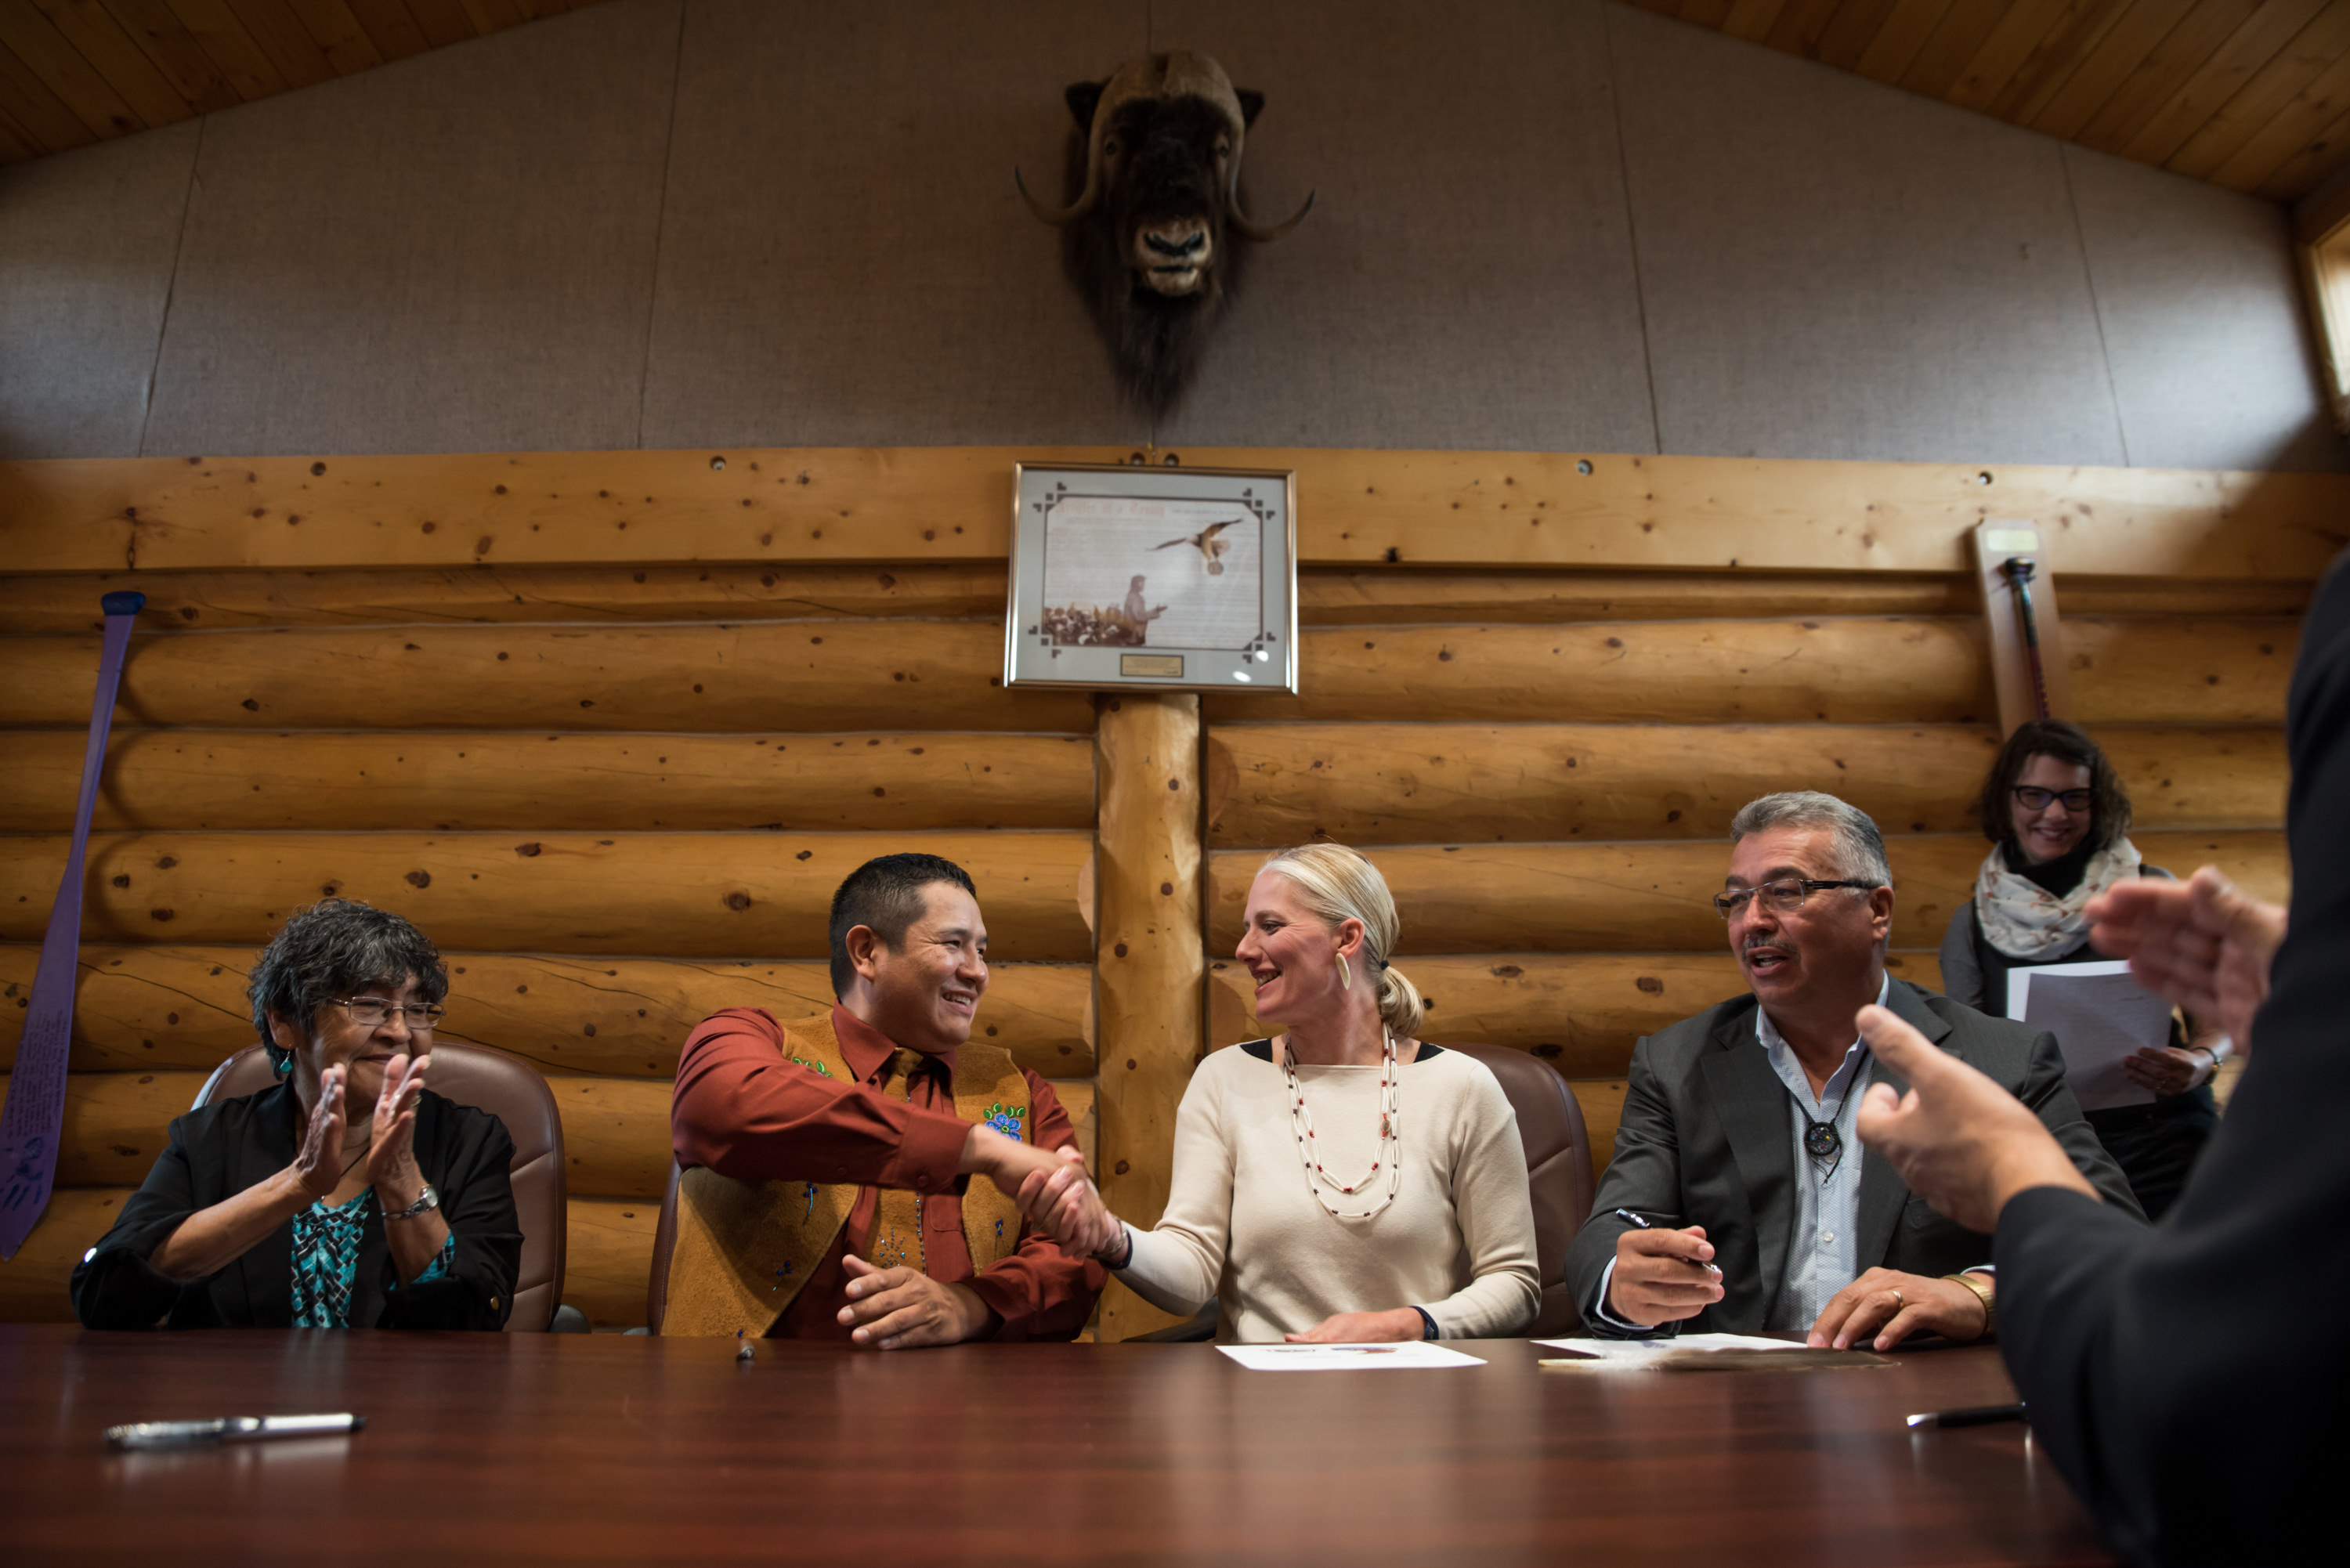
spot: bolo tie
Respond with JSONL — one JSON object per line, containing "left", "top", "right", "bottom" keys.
{"left": 1802, "top": 1107, "right": 1845, "bottom": 1179}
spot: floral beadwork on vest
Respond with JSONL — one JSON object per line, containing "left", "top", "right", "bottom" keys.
{"left": 985, "top": 1102, "right": 1028, "bottom": 1141}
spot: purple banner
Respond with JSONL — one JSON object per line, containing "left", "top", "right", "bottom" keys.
{"left": 0, "top": 591, "right": 144, "bottom": 1260}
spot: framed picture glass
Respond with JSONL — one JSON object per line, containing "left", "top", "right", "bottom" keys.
{"left": 1003, "top": 462, "right": 1299, "bottom": 693}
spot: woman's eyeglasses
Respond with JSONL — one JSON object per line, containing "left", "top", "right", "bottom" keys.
{"left": 330, "top": 997, "right": 446, "bottom": 1030}
{"left": 2012, "top": 786, "right": 2093, "bottom": 812}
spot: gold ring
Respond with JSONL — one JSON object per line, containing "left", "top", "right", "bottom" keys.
{"left": 1889, "top": 1288, "right": 1904, "bottom": 1308}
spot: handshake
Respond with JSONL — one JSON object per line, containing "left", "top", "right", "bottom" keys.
{"left": 960, "top": 1122, "right": 1128, "bottom": 1263}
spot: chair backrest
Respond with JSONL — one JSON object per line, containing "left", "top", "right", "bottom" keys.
{"left": 645, "top": 1161, "right": 682, "bottom": 1332}
{"left": 193, "top": 1042, "right": 568, "bottom": 1331}
{"left": 1440, "top": 1042, "right": 1595, "bottom": 1338}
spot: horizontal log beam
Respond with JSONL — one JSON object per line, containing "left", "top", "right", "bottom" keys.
{"left": 1208, "top": 831, "right": 2290, "bottom": 955}
{"left": 565, "top": 1195, "right": 658, "bottom": 1329}
{"left": 2064, "top": 619, "right": 2301, "bottom": 724}
{"left": 1206, "top": 724, "right": 2289, "bottom": 847}
{"left": 0, "top": 946, "right": 1094, "bottom": 1079}
{"left": 0, "top": 731, "right": 1096, "bottom": 835}
{"left": 1209, "top": 620, "right": 1998, "bottom": 726}
{"left": 0, "top": 563, "right": 1011, "bottom": 634}
{"left": 9, "top": 1069, "right": 1097, "bottom": 1203}
{"left": 1209, "top": 950, "right": 1947, "bottom": 1078}
{"left": 0, "top": 831, "right": 1096, "bottom": 960}
{"left": 5, "top": 448, "right": 2341, "bottom": 577}
{"left": 0, "top": 621, "right": 1092, "bottom": 735}
{"left": 0, "top": 563, "right": 2312, "bottom": 638}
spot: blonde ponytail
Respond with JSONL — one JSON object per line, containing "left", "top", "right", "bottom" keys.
{"left": 1258, "top": 842, "right": 1426, "bottom": 1039}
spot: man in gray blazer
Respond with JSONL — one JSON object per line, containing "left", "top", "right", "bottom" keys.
{"left": 1565, "top": 791, "right": 2139, "bottom": 1348}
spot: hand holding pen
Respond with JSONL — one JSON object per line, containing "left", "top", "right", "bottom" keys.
{"left": 1606, "top": 1208, "right": 1726, "bottom": 1328}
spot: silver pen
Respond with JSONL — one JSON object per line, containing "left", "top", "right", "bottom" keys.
{"left": 106, "top": 1413, "right": 365, "bottom": 1451}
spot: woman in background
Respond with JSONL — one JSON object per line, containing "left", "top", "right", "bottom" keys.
{"left": 72, "top": 899, "right": 520, "bottom": 1329}
{"left": 1939, "top": 721, "right": 2222, "bottom": 1219}
{"left": 1058, "top": 842, "right": 1538, "bottom": 1342}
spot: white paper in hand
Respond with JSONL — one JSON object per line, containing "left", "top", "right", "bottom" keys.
{"left": 2007, "top": 960, "right": 2175, "bottom": 1111}
{"left": 1217, "top": 1342, "right": 1485, "bottom": 1371}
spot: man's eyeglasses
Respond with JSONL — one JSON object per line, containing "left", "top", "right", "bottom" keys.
{"left": 1712, "top": 878, "right": 1877, "bottom": 919}
{"left": 330, "top": 997, "right": 446, "bottom": 1031}
{"left": 2012, "top": 785, "right": 2092, "bottom": 813}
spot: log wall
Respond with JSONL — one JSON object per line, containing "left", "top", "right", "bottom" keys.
{"left": 0, "top": 446, "right": 2327, "bottom": 1330}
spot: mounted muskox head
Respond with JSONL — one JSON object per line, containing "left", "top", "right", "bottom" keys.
{"left": 1018, "top": 52, "right": 1314, "bottom": 419}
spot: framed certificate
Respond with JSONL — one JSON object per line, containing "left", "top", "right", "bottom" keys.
{"left": 1002, "top": 461, "right": 1298, "bottom": 694}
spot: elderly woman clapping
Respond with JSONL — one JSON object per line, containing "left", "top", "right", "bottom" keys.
{"left": 72, "top": 900, "right": 520, "bottom": 1330}
{"left": 1027, "top": 843, "right": 1539, "bottom": 1342}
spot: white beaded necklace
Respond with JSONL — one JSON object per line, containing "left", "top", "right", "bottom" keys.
{"left": 1281, "top": 1030, "right": 1401, "bottom": 1221}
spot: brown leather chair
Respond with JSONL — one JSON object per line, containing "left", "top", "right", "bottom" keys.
{"left": 644, "top": 1161, "right": 682, "bottom": 1333}
{"left": 193, "top": 1042, "right": 569, "bottom": 1331}
{"left": 1128, "top": 1041, "right": 1597, "bottom": 1342}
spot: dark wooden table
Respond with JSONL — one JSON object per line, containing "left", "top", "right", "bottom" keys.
{"left": 0, "top": 1325, "right": 2110, "bottom": 1565}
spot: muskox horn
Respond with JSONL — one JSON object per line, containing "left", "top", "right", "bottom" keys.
{"left": 1015, "top": 160, "right": 1101, "bottom": 226}
{"left": 1226, "top": 170, "right": 1315, "bottom": 243}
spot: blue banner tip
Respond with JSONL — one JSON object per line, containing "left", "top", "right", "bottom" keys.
{"left": 99, "top": 591, "right": 146, "bottom": 616}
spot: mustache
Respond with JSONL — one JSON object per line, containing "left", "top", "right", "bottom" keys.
{"left": 1742, "top": 937, "right": 1791, "bottom": 955}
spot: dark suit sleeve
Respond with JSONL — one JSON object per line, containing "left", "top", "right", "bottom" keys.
{"left": 1564, "top": 1035, "right": 1683, "bottom": 1336}
{"left": 2016, "top": 1028, "right": 2146, "bottom": 1221}
{"left": 70, "top": 1111, "right": 211, "bottom": 1329}
{"left": 376, "top": 1101, "right": 521, "bottom": 1331}
{"left": 1937, "top": 904, "right": 1984, "bottom": 1010}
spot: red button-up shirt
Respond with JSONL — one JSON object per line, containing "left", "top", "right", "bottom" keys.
{"left": 671, "top": 1004, "right": 1102, "bottom": 1341}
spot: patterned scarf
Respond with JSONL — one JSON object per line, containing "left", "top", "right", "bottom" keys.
{"left": 1975, "top": 836, "right": 2142, "bottom": 960}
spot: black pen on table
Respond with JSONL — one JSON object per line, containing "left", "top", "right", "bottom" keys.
{"left": 1613, "top": 1208, "right": 1723, "bottom": 1277}
{"left": 105, "top": 1414, "right": 364, "bottom": 1451}
{"left": 1906, "top": 1404, "right": 2027, "bottom": 1430}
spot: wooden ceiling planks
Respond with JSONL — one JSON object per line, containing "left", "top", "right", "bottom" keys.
{"left": 1654, "top": 0, "right": 2350, "bottom": 199}
{"left": 0, "top": 0, "right": 591, "bottom": 164}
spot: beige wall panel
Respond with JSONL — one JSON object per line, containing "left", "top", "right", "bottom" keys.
{"left": 1206, "top": 722, "right": 2289, "bottom": 846}
{"left": 1208, "top": 831, "right": 2290, "bottom": 954}
{"left": 0, "top": 1187, "right": 121, "bottom": 1322}
{"left": 0, "top": 945, "right": 1098, "bottom": 1081}
{"left": 1208, "top": 619, "right": 1997, "bottom": 726}
{"left": 0, "top": 730, "right": 1095, "bottom": 834}
{"left": 0, "top": 621, "right": 1093, "bottom": 734}
{"left": 1208, "top": 948, "right": 1947, "bottom": 1077}
{"left": 564, "top": 1194, "right": 658, "bottom": 1330}
{"left": 0, "top": 562, "right": 1010, "bottom": 634}
{"left": 2066, "top": 616, "right": 2300, "bottom": 724}
{"left": 0, "top": 830, "right": 1096, "bottom": 960}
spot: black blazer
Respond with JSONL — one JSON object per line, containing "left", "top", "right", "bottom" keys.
{"left": 70, "top": 1082, "right": 522, "bottom": 1331}
{"left": 1995, "top": 551, "right": 2350, "bottom": 1566}
{"left": 1565, "top": 977, "right": 2140, "bottom": 1335}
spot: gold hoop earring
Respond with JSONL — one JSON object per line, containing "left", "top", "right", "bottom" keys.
{"left": 1336, "top": 952, "right": 1353, "bottom": 991}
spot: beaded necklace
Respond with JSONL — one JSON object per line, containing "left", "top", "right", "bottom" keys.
{"left": 1281, "top": 1031, "right": 1401, "bottom": 1221}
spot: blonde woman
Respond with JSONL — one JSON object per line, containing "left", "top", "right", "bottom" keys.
{"left": 1035, "top": 844, "right": 1539, "bottom": 1342}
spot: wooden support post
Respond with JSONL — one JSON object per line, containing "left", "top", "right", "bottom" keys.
{"left": 1092, "top": 692, "right": 1204, "bottom": 1342}
{"left": 1972, "top": 521, "right": 2074, "bottom": 735}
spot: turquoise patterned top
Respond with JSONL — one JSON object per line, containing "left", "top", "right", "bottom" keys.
{"left": 290, "top": 1190, "right": 454, "bottom": 1328}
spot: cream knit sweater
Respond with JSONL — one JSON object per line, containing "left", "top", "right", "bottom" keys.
{"left": 1114, "top": 1041, "right": 1542, "bottom": 1342}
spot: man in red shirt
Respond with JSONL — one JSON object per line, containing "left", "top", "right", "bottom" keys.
{"left": 665, "top": 853, "right": 1104, "bottom": 1346}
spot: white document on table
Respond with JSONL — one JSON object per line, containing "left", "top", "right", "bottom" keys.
{"left": 1534, "top": 1333, "right": 1803, "bottom": 1362}
{"left": 1216, "top": 1342, "right": 1486, "bottom": 1371}
{"left": 2006, "top": 959, "right": 2173, "bottom": 1111}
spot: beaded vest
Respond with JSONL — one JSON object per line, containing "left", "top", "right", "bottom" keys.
{"left": 663, "top": 1011, "right": 1029, "bottom": 1338}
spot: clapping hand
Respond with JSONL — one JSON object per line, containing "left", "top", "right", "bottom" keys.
{"left": 2088, "top": 867, "right": 2285, "bottom": 1054}
{"left": 365, "top": 1052, "right": 430, "bottom": 1205}
{"left": 288, "top": 1063, "right": 349, "bottom": 1200}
